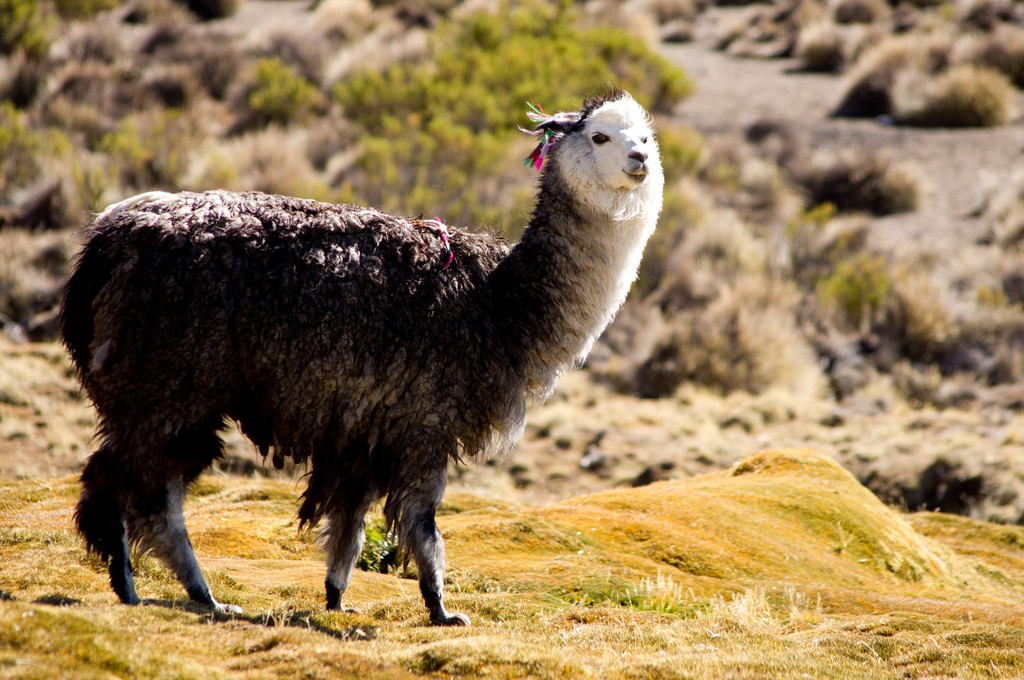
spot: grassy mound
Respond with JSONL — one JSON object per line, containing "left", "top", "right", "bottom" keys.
{"left": 3, "top": 448, "right": 1024, "bottom": 677}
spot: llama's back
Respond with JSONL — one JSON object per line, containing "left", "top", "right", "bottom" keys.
{"left": 61, "top": 190, "right": 512, "bottom": 462}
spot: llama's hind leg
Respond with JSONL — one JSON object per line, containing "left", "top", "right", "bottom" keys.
{"left": 77, "top": 446, "right": 139, "bottom": 605}
{"left": 390, "top": 464, "right": 470, "bottom": 627}
{"left": 323, "top": 488, "right": 377, "bottom": 612}
{"left": 131, "top": 475, "right": 241, "bottom": 614}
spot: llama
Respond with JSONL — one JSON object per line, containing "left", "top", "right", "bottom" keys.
{"left": 60, "top": 90, "right": 663, "bottom": 626}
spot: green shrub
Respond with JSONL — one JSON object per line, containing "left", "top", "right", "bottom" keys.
{"left": 95, "top": 109, "right": 199, "bottom": 190}
{"left": 0, "top": 101, "right": 41, "bottom": 201}
{"left": 54, "top": 0, "right": 119, "bottom": 19}
{"left": 658, "top": 124, "right": 705, "bottom": 181}
{"left": 0, "top": 0, "right": 51, "bottom": 58}
{"left": 335, "top": 0, "right": 692, "bottom": 232}
{"left": 246, "top": 57, "right": 323, "bottom": 128}
{"left": 817, "top": 252, "right": 892, "bottom": 330}
{"left": 357, "top": 519, "right": 397, "bottom": 573}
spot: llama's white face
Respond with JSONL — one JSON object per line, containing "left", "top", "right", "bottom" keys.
{"left": 557, "top": 95, "right": 664, "bottom": 219}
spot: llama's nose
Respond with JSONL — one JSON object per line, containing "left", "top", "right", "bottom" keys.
{"left": 629, "top": 150, "right": 648, "bottom": 163}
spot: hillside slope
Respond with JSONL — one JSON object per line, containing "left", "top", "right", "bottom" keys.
{"left": 2, "top": 448, "right": 1023, "bottom": 678}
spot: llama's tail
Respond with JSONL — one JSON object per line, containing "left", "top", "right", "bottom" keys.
{"left": 61, "top": 192, "right": 176, "bottom": 373}
{"left": 60, "top": 237, "right": 109, "bottom": 375}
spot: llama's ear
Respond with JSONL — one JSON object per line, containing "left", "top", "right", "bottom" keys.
{"left": 522, "top": 102, "right": 583, "bottom": 135}
{"left": 520, "top": 103, "right": 583, "bottom": 171}
{"left": 534, "top": 112, "right": 582, "bottom": 135}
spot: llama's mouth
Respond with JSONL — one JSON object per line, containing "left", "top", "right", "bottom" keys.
{"left": 625, "top": 166, "right": 649, "bottom": 182}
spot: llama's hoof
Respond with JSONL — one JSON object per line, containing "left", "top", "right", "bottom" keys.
{"left": 432, "top": 612, "right": 471, "bottom": 627}
{"left": 327, "top": 604, "right": 360, "bottom": 614}
{"left": 213, "top": 602, "right": 243, "bottom": 615}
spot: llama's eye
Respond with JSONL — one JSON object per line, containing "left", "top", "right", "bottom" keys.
{"left": 591, "top": 133, "right": 610, "bottom": 145}
{"left": 641, "top": 136, "right": 649, "bottom": 144}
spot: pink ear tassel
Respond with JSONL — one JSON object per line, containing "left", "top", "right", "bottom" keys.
{"left": 520, "top": 102, "right": 557, "bottom": 171}
{"left": 419, "top": 218, "right": 454, "bottom": 270}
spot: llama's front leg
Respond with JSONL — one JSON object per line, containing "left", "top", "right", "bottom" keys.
{"left": 393, "top": 466, "right": 470, "bottom": 627}
{"left": 132, "top": 477, "right": 242, "bottom": 615}
{"left": 324, "top": 490, "right": 377, "bottom": 612}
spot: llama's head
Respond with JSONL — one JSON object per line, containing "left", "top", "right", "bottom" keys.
{"left": 525, "top": 91, "right": 664, "bottom": 221}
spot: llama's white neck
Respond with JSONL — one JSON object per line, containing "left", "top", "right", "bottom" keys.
{"left": 494, "top": 159, "right": 662, "bottom": 401}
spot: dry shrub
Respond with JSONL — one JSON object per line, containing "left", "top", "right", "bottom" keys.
{"left": 977, "top": 167, "right": 1024, "bottom": 248}
{"left": 719, "top": 0, "right": 828, "bottom": 58}
{"left": 958, "top": 0, "right": 1023, "bottom": 32}
{"left": 663, "top": 211, "right": 769, "bottom": 302}
{"left": 124, "top": 0, "right": 194, "bottom": 25}
{"left": 0, "top": 53, "right": 46, "bottom": 108}
{"left": 831, "top": 0, "right": 889, "bottom": 24}
{"left": 953, "top": 303, "right": 1024, "bottom": 385}
{"left": 37, "top": 97, "right": 108, "bottom": 148}
{"left": 834, "top": 32, "right": 953, "bottom": 117}
{"left": 892, "top": 361, "right": 983, "bottom": 409}
{"left": 893, "top": 64, "right": 1015, "bottom": 127}
{"left": 587, "top": 299, "right": 670, "bottom": 391}
{"left": 701, "top": 133, "right": 802, "bottom": 224}
{"left": 140, "top": 63, "right": 201, "bottom": 109}
{"left": 584, "top": 0, "right": 661, "bottom": 44}
{"left": 995, "top": 251, "right": 1024, "bottom": 304}
{"left": 314, "top": 0, "right": 378, "bottom": 43}
{"left": 178, "top": 0, "right": 243, "bottom": 20}
{"left": 255, "top": 27, "right": 330, "bottom": 83}
{"left": 796, "top": 20, "right": 845, "bottom": 71}
{"left": 634, "top": 276, "right": 823, "bottom": 398}
{"left": 634, "top": 0, "right": 702, "bottom": 24}
{"left": 882, "top": 271, "right": 958, "bottom": 363}
{"left": 0, "top": 229, "right": 72, "bottom": 328}
{"left": 635, "top": 177, "right": 708, "bottom": 298}
{"left": 145, "top": 29, "right": 242, "bottom": 100}
{"left": 791, "top": 149, "right": 923, "bottom": 216}
{"left": 957, "top": 26, "right": 1024, "bottom": 88}
{"left": 186, "top": 127, "right": 332, "bottom": 201}
{"left": 324, "top": 16, "right": 429, "bottom": 84}
{"left": 788, "top": 211, "right": 871, "bottom": 285}
{"left": 55, "top": 18, "right": 124, "bottom": 63}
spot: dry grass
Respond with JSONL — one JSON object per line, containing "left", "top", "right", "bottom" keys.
{"left": 3, "top": 448, "right": 1024, "bottom": 677}
{"left": 0, "top": 338, "right": 95, "bottom": 479}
